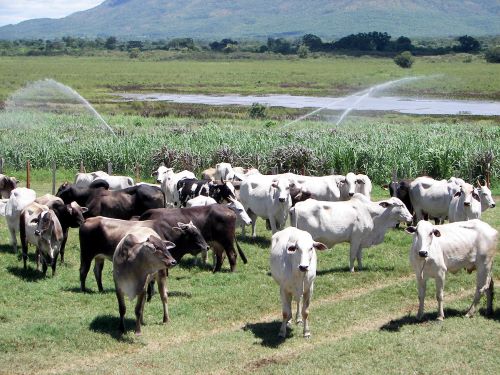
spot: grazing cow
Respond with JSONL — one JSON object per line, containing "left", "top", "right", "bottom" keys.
{"left": 409, "top": 177, "right": 462, "bottom": 224}
{"left": 384, "top": 178, "right": 414, "bottom": 216}
{"left": 340, "top": 172, "right": 372, "bottom": 200}
{"left": 79, "top": 216, "right": 208, "bottom": 292}
{"left": 406, "top": 219, "right": 497, "bottom": 320}
{"left": 478, "top": 183, "right": 496, "bottom": 212}
{"left": 270, "top": 227, "right": 327, "bottom": 338}
{"left": 2, "top": 188, "right": 36, "bottom": 253}
{"left": 113, "top": 227, "right": 177, "bottom": 335}
{"left": 291, "top": 195, "right": 413, "bottom": 272}
{"left": 140, "top": 205, "right": 247, "bottom": 272}
{"left": 19, "top": 203, "right": 63, "bottom": 275}
{"left": 284, "top": 173, "right": 343, "bottom": 202}
{"left": 74, "top": 171, "right": 109, "bottom": 188}
{"left": 239, "top": 174, "right": 294, "bottom": 237}
{"left": 177, "top": 178, "right": 235, "bottom": 207}
{"left": 0, "top": 174, "right": 18, "bottom": 198}
{"left": 448, "top": 183, "right": 481, "bottom": 222}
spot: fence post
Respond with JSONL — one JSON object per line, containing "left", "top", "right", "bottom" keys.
{"left": 51, "top": 162, "right": 57, "bottom": 195}
{"left": 79, "top": 161, "right": 85, "bottom": 173}
{"left": 107, "top": 161, "right": 113, "bottom": 175}
{"left": 0, "top": 158, "right": 4, "bottom": 174}
{"left": 330, "top": 168, "right": 335, "bottom": 175}
{"left": 26, "top": 160, "right": 31, "bottom": 189}
{"left": 135, "top": 164, "right": 141, "bottom": 183}
{"left": 255, "top": 155, "right": 260, "bottom": 171}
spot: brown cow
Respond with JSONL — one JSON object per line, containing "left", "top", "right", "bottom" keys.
{"left": 0, "top": 174, "right": 18, "bottom": 199}
{"left": 113, "top": 227, "right": 177, "bottom": 335}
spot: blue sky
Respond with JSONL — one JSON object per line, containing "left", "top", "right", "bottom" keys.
{"left": 0, "top": 1, "right": 103, "bottom": 27}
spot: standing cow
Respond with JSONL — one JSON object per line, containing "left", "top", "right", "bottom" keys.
{"left": 406, "top": 219, "right": 497, "bottom": 320}
{"left": 339, "top": 172, "right": 372, "bottom": 200}
{"left": 113, "top": 227, "right": 177, "bottom": 335}
{"left": 270, "top": 227, "right": 327, "bottom": 338}
{"left": 448, "top": 183, "right": 481, "bottom": 222}
{"left": 291, "top": 195, "right": 413, "bottom": 272}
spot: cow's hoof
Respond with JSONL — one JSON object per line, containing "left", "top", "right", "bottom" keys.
{"left": 135, "top": 331, "right": 142, "bottom": 336}
{"left": 437, "top": 316, "right": 444, "bottom": 321}
{"left": 296, "top": 319, "right": 303, "bottom": 325}
{"left": 303, "top": 332, "right": 311, "bottom": 338}
{"left": 416, "top": 314, "right": 424, "bottom": 321}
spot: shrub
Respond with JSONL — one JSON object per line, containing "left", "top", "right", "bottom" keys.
{"left": 297, "top": 45, "right": 309, "bottom": 58}
{"left": 248, "top": 103, "right": 266, "bottom": 119}
{"left": 485, "top": 46, "right": 500, "bottom": 63}
{"left": 394, "top": 51, "right": 414, "bottom": 68}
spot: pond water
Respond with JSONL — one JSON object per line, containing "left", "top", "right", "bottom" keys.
{"left": 115, "top": 93, "right": 500, "bottom": 116}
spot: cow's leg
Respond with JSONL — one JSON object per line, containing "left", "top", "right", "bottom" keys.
{"left": 416, "top": 276, "right": 427, "bottom": 320}
{"left": 220, "top": 239, "right": 237, "bottom": 273}
{"left": 36, "top": 248, "right": 41, "bottom": 271}
{"left": 20, "top": 230, "right": 29, "bottom": 270}
{"left": 295, "top": 296, "right": 302, "bottom": 324}
{"left": 41, "top": 253, "right": 48, "bottom": 276}
{"left": 134, "top": 290, "right": 147, "bottom": 335}
{"left": 279, "top": 287, "right": 292, "bottom": 338}
{"left": 466, "top": 266, "right": 489, "bottom": 318}
{"left": 51, "top": 255, "right": 57, "bottom": 276}
{"left": 435, "top": 274, "right": 445, "bottom": 320}
{"left": 212, "top": 243, "right": 225, "bottom": 273}
{"left": 93, "top": 258, "right": 105, "bottom": 292}
{"left": 59, "top": 228, "right": 69, "bottom": 264}
{"left": 79, "top": 256, "right": 92, "bottom": 292}
{"left": 302, "top": 288, "right": 312, "bottom": 338}
{"left": 269, "top": 216, "right": 278, "bottom": 234}
{"left": 249, "top": 212, "right": 258, "bottom": 238}
{"left": 157, "top": 270, "right": 170, "bottom": 323}
{"left": 356, "top": 247, "right": 363, "bottom": 271}
{"left": 115, "top": 285, "right": 126, "bottom": 334}
{"left": 8, "top": 225, "right": 17, "bottom": 254}
{"left": 349, "top": 242, "right": 361, "bottom": 272}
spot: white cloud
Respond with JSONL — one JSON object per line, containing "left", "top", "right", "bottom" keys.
{"left": 0, "top": 1, "right": 104, "bottom": 26}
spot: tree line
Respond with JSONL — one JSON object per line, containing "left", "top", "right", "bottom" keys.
{"left": 0, "top": 32, "right": 495, "bottom": 60}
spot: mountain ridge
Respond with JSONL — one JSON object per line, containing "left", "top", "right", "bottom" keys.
{"left": 0, "top": 0, "right": 499, "bottom": 40}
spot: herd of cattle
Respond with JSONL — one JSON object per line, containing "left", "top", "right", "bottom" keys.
{"left": 0, "top": 163, "right": 497, "bottom": 337}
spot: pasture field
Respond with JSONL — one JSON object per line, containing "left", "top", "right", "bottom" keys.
{"left": 0, "top": 173, "right": 499, "bottom": 374}
{"left": 0, "top": 54, "right": 499, "bottom": 105}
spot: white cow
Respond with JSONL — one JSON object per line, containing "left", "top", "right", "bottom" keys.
{"left": 291, "top": 194, "right": 413, "bottom": 272}
{"left": 2, "top": 187, "right": 36, "bottom": 253}
{"left": 406, "top": 219, "right": 497, "bottom": 320}
{"left": 409, "top": 176, "right": 462, "bottom": 223}
{"left": 283, "top": 173, "right": 344, "bottom": 202}
{"left": 339, "top": 172, "right": 372, "bottom": 200}
{"left": 152, "top": 167, "right": 195, "bottom": 207}
{"left": 239, "top": 174, "right": 294, "bottom": 237}
{"left": 214, "top": 163, "right": 246, "bottom": 181}
{"left": 270, "top": 227, "right": 327, "bottom": 338}
{"left": 448, "top": 183, "right": 481, "bottom": 222}
{"left": 74, "top": 171, "right": 109, "bottom": 188}
{"left": 19, "top": 202, "right": 63, "bottom": 276}
{"left": 478, "top": 184, "right": 496, "bottom": 212}
{"left": 94, "top": 175, "right": 134, "bottom": 190}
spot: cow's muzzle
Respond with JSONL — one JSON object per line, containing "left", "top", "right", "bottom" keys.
{"left": 279, "top": 198, "right": 286, "bottom": 203}
{"left": 491, "top": 204, "right": 496, "bottom": 208}
{"left": 299, "top": 265, "right": 308, "bottom": 272}
{"left": 418, "top": 250, "right": 428, "bottom": 258}
{"left": 464, "top": 202, "right": 471, "bottom": 207}
{"left": 349, "top": 192, "right": 354, "bottom": 197}
{"left": 34, "top": 230, "right": 41, "bottom": 236}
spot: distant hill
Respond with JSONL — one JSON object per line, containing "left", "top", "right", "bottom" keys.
{"left": 0, "top": 0, "right": 499, "bottom": 40}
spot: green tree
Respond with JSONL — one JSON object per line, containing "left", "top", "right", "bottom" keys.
{"left": 105, "top": 36, "right": 117, "bottom": 50}
{"left": 454, "top": 35, "right": 480, "bottom": 53}
{"left": 485, "top": 46, "right": 500, "bottom": 63}
{"left": 302, "top": 34, "right": 323, "bottom": 52}
{"left": 394, "top": 51, "right": 414, "bottom": 68}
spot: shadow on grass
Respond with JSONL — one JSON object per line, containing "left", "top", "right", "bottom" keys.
{"left": 243, "top": 320, "right": 289, "bottom": 348}
{"left": 316, "top": 264, "right": 395, "bottom": 276}
{"left": 89, "top": 315, "right": 135, "bottom": 342}
{"left": 177, "top": 257, "right": 213, "bottom": 271}
{"left": 0, "top": 244, "right": 14, "bottom": 254}
{"left": 168, "top": 291, "right": 192, "bottom": 298}
{"left": 379, "top": 308, "right": 491, "bottom": 332}
{"left": 7, "top": 265, "right": 45, "bottom": 281}
{"left": 237, "top": 235, "right": 270, "bottom": 248}
{"left": 62, "top": 286, "right": 115, "bottom": 294}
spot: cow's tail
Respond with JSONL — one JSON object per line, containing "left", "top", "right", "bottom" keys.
{"left": 235, "top": 237, "right": 247, "bottom": 264}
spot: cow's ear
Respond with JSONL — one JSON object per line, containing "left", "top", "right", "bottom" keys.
{"left": 287, "top": 244, "right": 297, "bottom": 253}
{"left": 379, "top": 201, "right": 390, "bottom": 208}
{"left": 81, "top": 207, "right": 89, "bottom": 213}
{"left": 381, "top": 184, "right": 389, "bottom": 190}
{"left": 313, "top": 242, "right": 328, "bottom": 251}
{"left": 432, "top": 229, "right": 441, "bottom": 237}
{"left": 405, "top": 226, "right": 416, "bottom": 234}
{"left": 454, "top": 191, "right": 462, "bottom": 197}
{"left": 162, "top": 240, "right": 176, "bottom": 250}
{"left": 472, "top": 191, "right": 480, "bottom": 202}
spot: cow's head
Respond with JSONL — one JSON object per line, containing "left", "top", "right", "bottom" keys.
{"left": 172, "top": 221, "right": 209, "bottom": 256}
{"left": 378, "top": 197, "right": 413, "bottom": 223}
{"left": 66, "top": 201, "right": 88, "bottom": 227}
{"left": 478, "top": 183, "right": 495, "bottom": 210}
{"left": 0, "top": 175, "right": 18, "bottom": 199}
{"left": 33, "top": 210, "right": 61, "bottom": 261}
{"left": 453, "top": 183, "right": 480, "bottom": 208}
{"left": 286, "top": 236, "right": 327, "bottom": 273}
{"left": 342, "top": 172, "right": 360, "bottom": 197}
{"left": 227, "top": 196, "right": 252, "bottom": 225}
{"left": 271, "top": 178, "right": 293, "bottom": 203}
{"left": 143, "top": 235, "right": 177, "bottom": 269}
{"left": 152, "top": 166, "right": 172, "bottom": 184}
{"left": 210, "top": 179, "right": 236, "bottom": 203}
{"left": 406, "top": 221, "right": 441, "bottom": 259}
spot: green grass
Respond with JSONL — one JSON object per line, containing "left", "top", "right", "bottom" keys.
{"left": 0, "top": 175, "right": 498, "bottom": 374}
{"left": 0, "top": 55, "right": 499, "bottom": 106}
